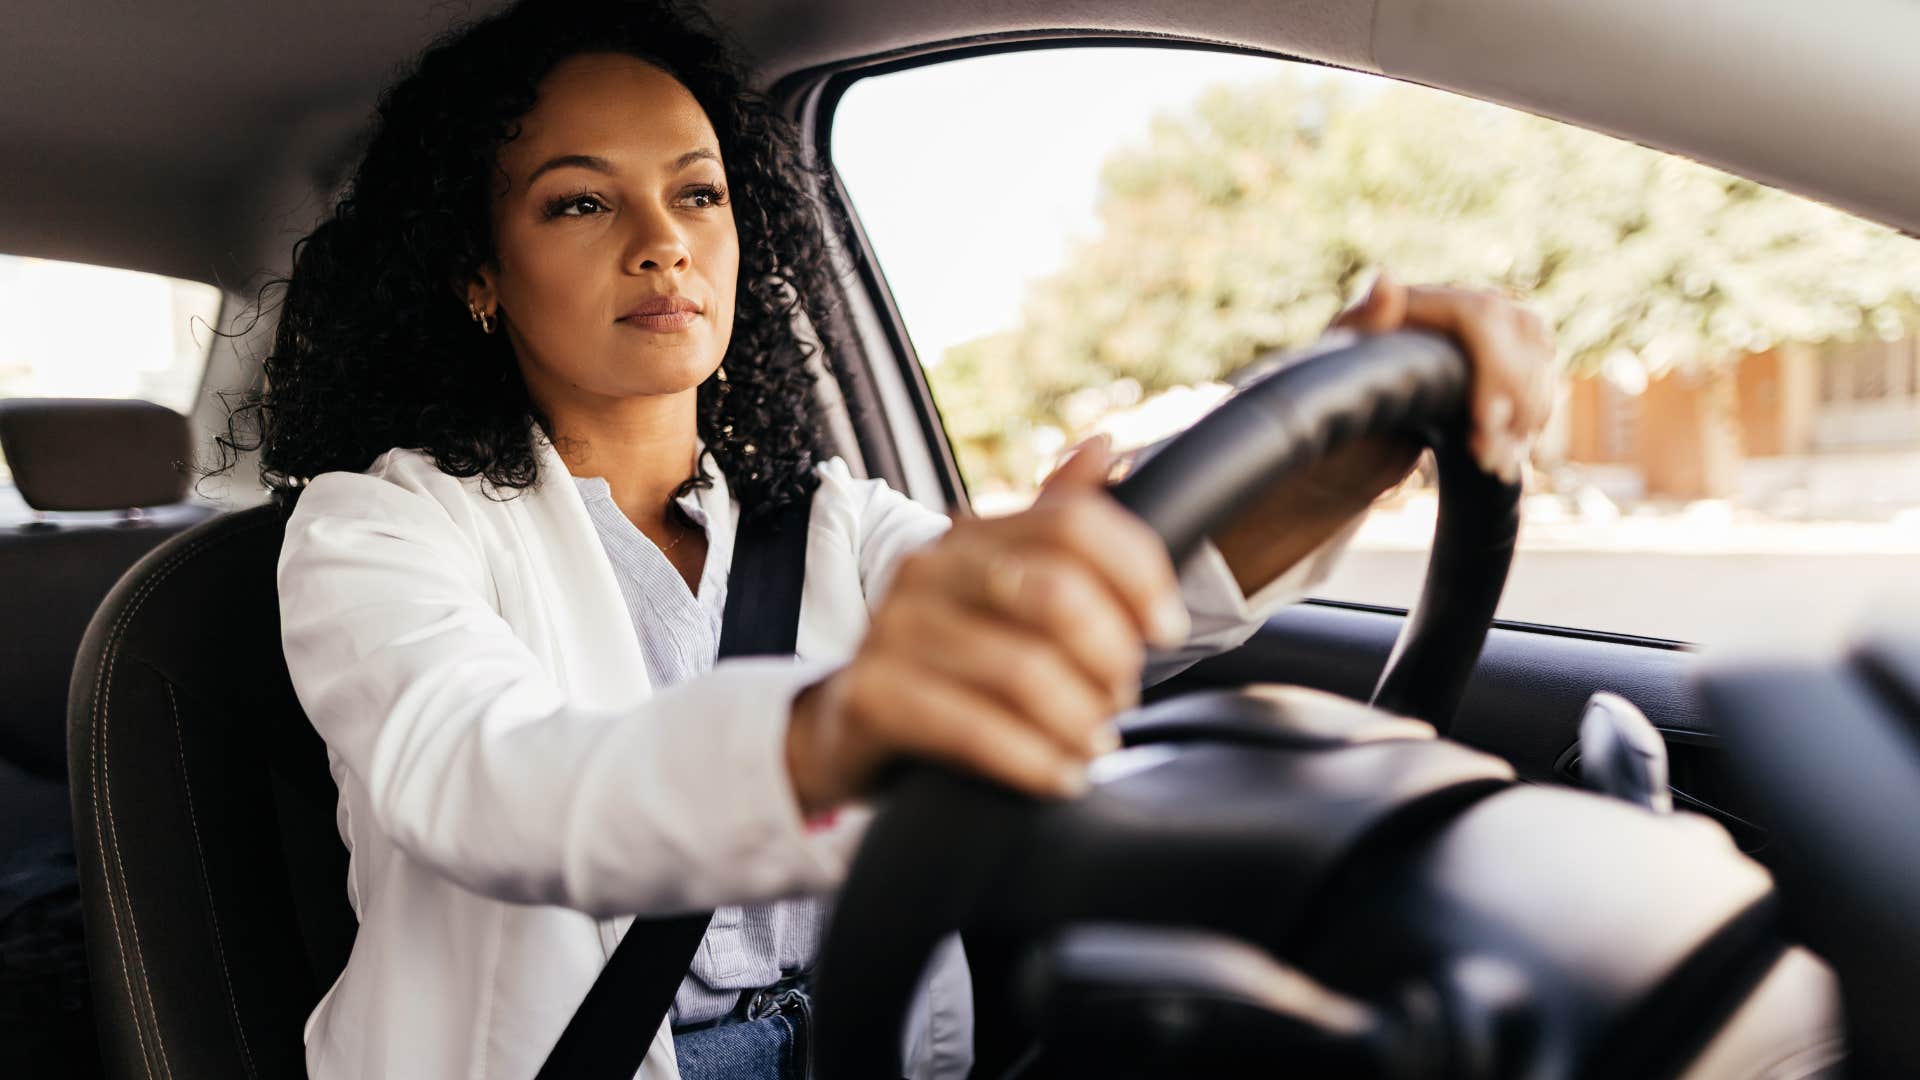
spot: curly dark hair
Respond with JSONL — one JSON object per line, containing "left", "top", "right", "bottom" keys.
{"left": 220, "top": 0, "right": 842, "bottom": 515}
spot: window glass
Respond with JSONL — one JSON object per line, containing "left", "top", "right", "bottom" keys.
{"left": 0, "top": 254, "right": 221, "bottom": 489}
{"left": 832, "top": 47, "right": 1920, "bottom": 645}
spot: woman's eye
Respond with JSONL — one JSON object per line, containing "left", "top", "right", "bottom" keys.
{"left": 684, "top": 185, "right": 728, "bottom": 209}
{"left": 545, "top": 194, "right": 607, "bottom": 218}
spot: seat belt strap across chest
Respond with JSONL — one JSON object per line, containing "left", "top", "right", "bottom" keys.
{"left": 535, "top": 494, "right": 814, "bottom": 1080}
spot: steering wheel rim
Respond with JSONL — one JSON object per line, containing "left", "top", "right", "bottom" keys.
{"left": 1107, "top": 328, "right": 1520, "bottom": 733}
{"left": 811, "top": 330, "right": 1522, "bottom": 1077}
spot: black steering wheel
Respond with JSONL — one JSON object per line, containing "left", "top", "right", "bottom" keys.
{"left": 811, "top": 330, "right": 1523, "bottom": 1076}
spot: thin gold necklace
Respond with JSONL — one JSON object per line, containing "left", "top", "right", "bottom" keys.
{"left": 655, "top": 515, "right": 696, "bottom": 556}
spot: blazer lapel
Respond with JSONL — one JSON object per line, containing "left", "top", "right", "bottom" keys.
{"left": 505, "top": 434, "right": 655, "bottom": 712}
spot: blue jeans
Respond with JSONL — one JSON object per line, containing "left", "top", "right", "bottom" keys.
{"left": 673, "top": 985, "right": 810, "bottom": 1080}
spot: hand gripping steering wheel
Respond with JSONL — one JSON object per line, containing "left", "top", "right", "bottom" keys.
{"left": 810, "top": 331, "right": 1523, "bottom": 1076}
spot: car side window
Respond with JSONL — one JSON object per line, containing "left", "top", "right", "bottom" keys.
{"left": 830, "top": 46, "right": 1920, "bottom": 646}
{"left": 0, "top": 254, "right": 221, "bottom": 494}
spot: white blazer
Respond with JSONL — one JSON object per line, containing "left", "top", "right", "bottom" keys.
{"left": 279, "top": 436, "right": 1342, "bottom": 1080}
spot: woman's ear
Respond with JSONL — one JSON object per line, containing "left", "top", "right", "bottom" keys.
{"left": 458, "top": 270, "right": 501, "bottom": 331}
{"left": 452, "top": 273, "right": 502, "bottom": 335}
{"left": 460, "top": 271, "right": 497, "bottom": 314}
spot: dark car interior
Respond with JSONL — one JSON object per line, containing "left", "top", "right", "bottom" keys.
{"left": 5, "top": 0, "right": 1920, "bottom": 1077}
{"left": 0, "top": 405, "right": 218, "bottom": 1065}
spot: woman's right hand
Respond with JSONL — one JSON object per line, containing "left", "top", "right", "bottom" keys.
{"left": 785, "top": 439, "right": 1190, "bottom": 815}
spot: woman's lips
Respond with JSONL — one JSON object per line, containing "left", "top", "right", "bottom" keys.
{"left": 617, "top": 295, "right": 702, "bottom": 332}
{"left": 621, "top": 311, "right": 700, "bottom": 331}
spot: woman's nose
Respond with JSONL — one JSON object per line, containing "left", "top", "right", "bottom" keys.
{"left": 622, "top": 204, "right": 692, "bottom": 273}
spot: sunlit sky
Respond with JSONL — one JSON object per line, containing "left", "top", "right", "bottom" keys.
{"left": 831, "top": 47, "right": 1354, "bottom": 365}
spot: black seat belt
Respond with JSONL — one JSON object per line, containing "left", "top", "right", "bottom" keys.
{"left": 535, "top": 495, "right": 814, "bottom": 1080}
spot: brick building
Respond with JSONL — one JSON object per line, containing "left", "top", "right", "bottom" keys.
{"left": 1563, "top": 337, "right": 1920, "bottom": 511}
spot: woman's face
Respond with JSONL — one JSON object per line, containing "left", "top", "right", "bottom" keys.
{"left": 473, "top": 53, "right": 739, "bottom": 411}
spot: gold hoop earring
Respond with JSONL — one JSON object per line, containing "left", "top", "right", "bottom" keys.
{"left": 467, "top": 300, "right": 497, "bottom": 335}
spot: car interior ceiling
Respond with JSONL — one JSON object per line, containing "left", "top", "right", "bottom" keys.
{"left": 3, "top": 0, "right": 1918, "bottom": 1076}
{"left": 3, "top": 0, "right": 1915, "bottom": 298}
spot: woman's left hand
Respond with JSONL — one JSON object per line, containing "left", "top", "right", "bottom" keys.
{"left": 1330, "top": 271, "right": 1556, "bottom": 485}
{"left": 1207, "top": 273, "right": 1557, "bottom": 596}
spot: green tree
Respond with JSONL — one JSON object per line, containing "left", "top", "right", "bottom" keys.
{"left": 933, "top": 74, "right": 1920, "bottom": 490}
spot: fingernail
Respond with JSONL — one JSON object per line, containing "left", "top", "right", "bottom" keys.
{"left": 1487, "top": 432, "right": 1524, "bottom": 484}
{"left": 1148, "top": 594, "right": 1191, "bottom": 648}
{"left": 1069, "top": 432, "right": 1112, "bottom": 462}
{"left": 1473, "top": 432, "right": 1500, "bottom": 477}
{"left": 1485, "top": 394, "right": 1515, "bottom": 432}
{"left": 1056, "top": 762, "right": 1090, "bottom": 798}
{"left": 1088, "top": 724, "right": 1121, "bottom": 756}
{"left": 1339, "top": 274, "right": 1383, "bottom": 321}
{"left": 1506, "top": 441, "right": 1532, "bottom": 486}
{"left": 1482, "top": 430, "right": 1514, "bottom": 477}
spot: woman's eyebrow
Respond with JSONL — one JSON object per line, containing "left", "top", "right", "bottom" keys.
{"left": 526, "top": 147, "right": 721, "bottom": 186}
{"left": 527, "top": 153, "right": 615, "bottom": 185}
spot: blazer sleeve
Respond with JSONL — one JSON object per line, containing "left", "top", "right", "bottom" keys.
{"left": 278, "top": 467, "right": 849, "bottom": 918}
{"left": 820, "top": 459, "right": 1352, "bottom": 683}
{"left": 1143, "top": 516, "right": 1361, "bottom": 684}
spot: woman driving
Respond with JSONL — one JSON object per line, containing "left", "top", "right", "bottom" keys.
{"left": 240, "top": 1, "right": 1554, "bottom": 1077}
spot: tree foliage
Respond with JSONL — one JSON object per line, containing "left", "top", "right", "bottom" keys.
{"left": 933, "top": 73, "right": 1920, "bottom": 488}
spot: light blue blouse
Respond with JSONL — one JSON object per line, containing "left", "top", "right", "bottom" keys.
{"left": 572, "top": 474, "right": 828, "bottom": 1027}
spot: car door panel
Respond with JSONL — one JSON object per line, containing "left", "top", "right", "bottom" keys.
{"left": 1152, "top": 602, "right": 1765, "bottom": 852}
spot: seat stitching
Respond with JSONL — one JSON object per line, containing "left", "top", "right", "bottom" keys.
{"left": 85, "top": 516, "right": 279, "bottom": 1080}
{"left": 165, "top": 679, "right": 260, "bottom": 1078}
{"left": 99, "top": 653, "right": 173, "bottom": 1080}
{"left": 91, "top": 637, "right": 155, "bottom": 1080}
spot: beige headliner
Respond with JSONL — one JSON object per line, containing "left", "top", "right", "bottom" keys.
{"left": 2, "top": 0, "right": 1915, "bottom": 285}
{"left": 1370, "top": 0, "right": 1920, "bottom": 243}
{"left": 713, "top": 0, "right": 1920, "bottom": 237}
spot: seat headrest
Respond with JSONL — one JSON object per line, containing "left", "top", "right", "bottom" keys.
{"left": 0, "top": 398, "right": 192, "bottom": 511}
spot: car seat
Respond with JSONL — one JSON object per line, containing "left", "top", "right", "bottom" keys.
{"left": 67, "top": 504, "right": 354, "bottom": 1080}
